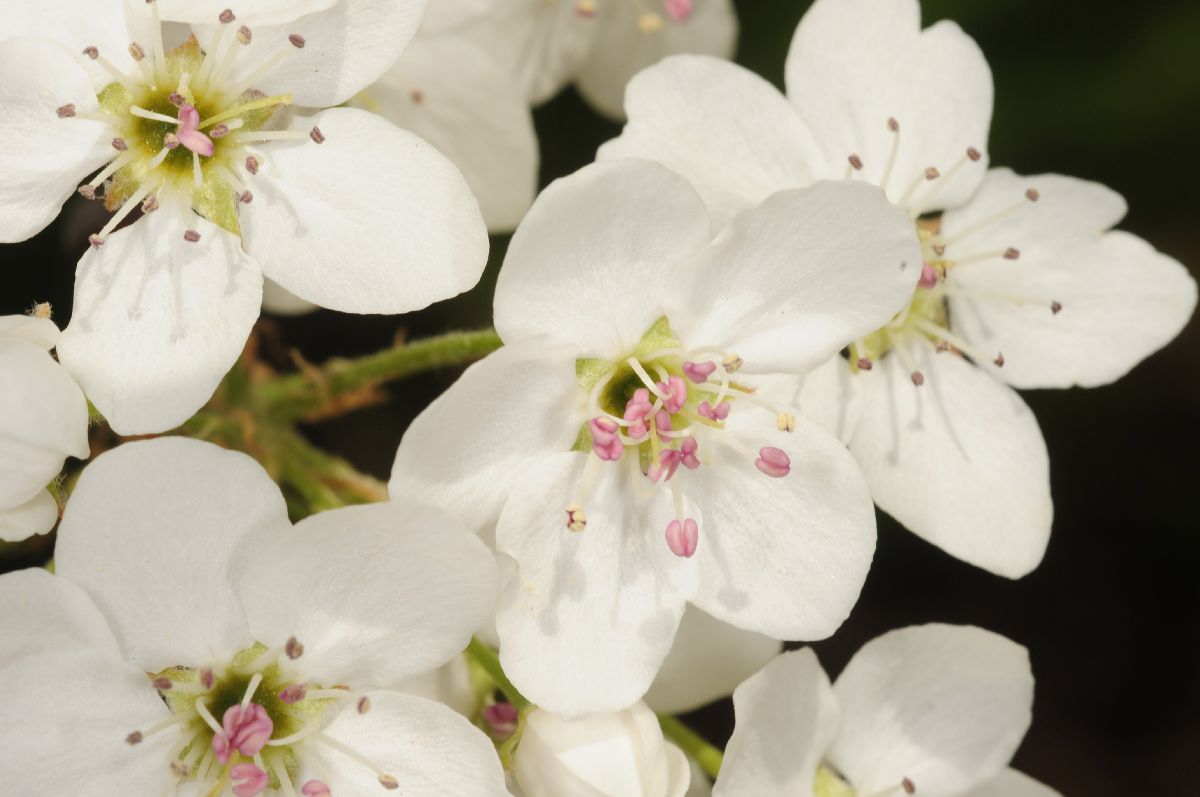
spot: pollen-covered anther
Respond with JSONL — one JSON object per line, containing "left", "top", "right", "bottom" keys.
{"left": 56, "top": 104, "right": 76, "bottom": 118}
{"left": 237, "top": 25, "right": 253, "bottom": 45}
{"left": 754, "top": 447, "right": 790, "bottom": 478}
{"left": 379, "top": 774, "right": 400, "bottom": 790}
{"left": 924, "top": 166, "right": 940, "bottom": 180}
{"left": 682, "top": 360, "right": 716, "bottom": 383}
{"left": 78, "top": 185, "right": 97, "bottom": 200}
{"left": 565, "top": 504, "right": 587, "bottom": 532}
{"left": 638, "top": 10, "right": 665, "bottom": 33}
{"left": 589, "top": 417, "right": 623, "bottom": 461}
{"left": 163, "top": 132, "right": 180, "bottom": 149}
{"left": 932, "top": 243, "right": 946, "bottom": 256}
{"left": 142, "top": 195, "right": 160, "bottom": 213}
{"left": 240, "top": 191, "right": 254, "bottom": 204}
{"left": 664, "top": 518, "right": 698, "bottom": 558}
{"left": 910, "top": 371, "right": 925, "bottom": 386}
{"left": 219, "top": 8, "right": 236, "bottom": 23}
{"left": 310, "top": 126, "right": 326, "bottom": 144}
{"left": 183, "top": 229, "right": 201, "bottom": 242}
{"left": 575, "top": 0, "right": 597, "bottom": 18}
{"left": 279, "top": 683, "right": 307, "bottom": 704}
{"left": 1051, "top": 301, "right": 1063, "bottom": 314}
{"left": 1003, "top": 247, "right": 1020, "bottom": 260}
{"left": 722, "top": 353, "right": 743, "bottom": 372}
{"left": 128, "top": 42, "right": 145, "bottom": 61}
{"left": 170, "top": 760, "right": 190, "bottom": 777}
{"left": 245, "top": 156, "right": 260, "bottom": 174}
{"left": 777, "top": 412, "right": 796, "bottom": 433}
{"left": 125, "top": 730, "right": 143, "bottom": 746}
{"left": 112, "top": 137, "right": 128, "bottom": 151}
{"left": 967, "top": 146, "right": 982, "bottom": 161}
{"left": 289, "top": 33, "right": 307, "bottom": 48}
{"left": 357, "top": 696, "right": 372, "bottom": 714}
{"left": 657, "top": 375, "right": 687, "bottom": 413}
{"left": 1025, "top": 187, "right": 1040, "bottom": 202}
{"left": 88, "top": 234, "right": 104, "bottom": 248}
{"left": 286, "top": 636, "right": 305, "bottom": 659}
{"left": 848, "top": 153, "right": 864, "bottom": 170}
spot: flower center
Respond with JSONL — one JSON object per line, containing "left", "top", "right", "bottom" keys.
{"left": 60, "top": 4, "right": 322, "bottom": 247}
{"left": 566, "top": 317, "right": 796, "bottom": 558}
{"left": 125, "top": 638, "right": 400, "bottom": 795}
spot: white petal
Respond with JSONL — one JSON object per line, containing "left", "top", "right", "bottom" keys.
{"left": 358, "top": 31, "right": 538, "bottom": 232}
{"left": 0, "top": 37, "right": 111, "bottom": 242}
{"left": 389, "top": 342, "right": 582, "bottom": 531}
{"left": 686, "top": 759, "right": 714, "bottom": 797}
{"left": 235, "top": 502, "right": 499, "bottom": 688}
{"left": 495, "top": 452, "right": 693, "bottom": 717}
{"left": 302, "top": 690, "right": 510, "bottom": 796}
{"left": 784, "top": 0, "right": 993, "bottom": 212}
{"left": 666, "top": 180, "right": 921, "bottom": 374}
{"left": 243, "top": 107, "right": 487, "bottom": 314}
{"left": 156, "top": 0, "right": 338, "bottom": 25}
{"left": 829, "top": 624, "right": 1033, "bottom": 797}
{"left": 645, "top": 605, "right": 781, "bottom": 714}
{"left": 943, "top": 170, "right": 1197, "bottom": 388}
{"left": 0, "top": 649, "right": 178, "bottom": 797}
{"left": 713, "top": 648, "right": 838, "bottom": 797}
{"left": 513, "top": 701, "right": 690, "bottom": 797}
{"left": 397, "top": 654, "right": 478, "bottom": 717}
{"left": 0, "top": 568, "right": 119, "bottom": 669}
{"left": 0, "top": 314, "right": 61, "bottom": 349}
{"left": 262, "top": 278, "right": 318, "bottom": 316}
{"left": 0, "top": 338, "right": 89, "bottom": 509}
{"left": 419, "top": 0, "right": 493, "bottom": 33}
{"left": 599, "top": 55, "right": 823, "bottom": 227}
{"left": 0, "top": 0, "right": 135, "bottom": 67}
{"left": 461, "top": 0, "right": 596, "bottom": 105}
{"left": 686, "top": 417, "right": 876, "bottom": 640}
{"left": 576, "top": 0, "right": 738, "bottom": 121}
{"left": 800, "top": 347, "right": 1053, "bottom": 578}
{"left": 967, "top": 769, "right": 1062, "bottom": 797}
{"left": 495, "top": 159, "right": 711, "bottom": 356}
{"left": 57, "top": 208, "right": 263, "bottom": 436}
{"left": 0, "top": 490, "right": 59, "bottom": 542}
{"left": 210, "top": 0, "right": 426, "bottom": 107}
{"left": 54, "top": 437, "right": 289, "bottom": 671}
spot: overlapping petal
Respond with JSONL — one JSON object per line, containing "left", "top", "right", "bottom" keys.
{"left": 0, "top": 569, "right": 119, "bottom": 670}
{"left": 242, "top": 107, "right": 487, "bottom": 315}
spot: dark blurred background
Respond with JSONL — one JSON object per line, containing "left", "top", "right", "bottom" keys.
{"left": 3, "top": 1, "right": 1197, "bottom": 794}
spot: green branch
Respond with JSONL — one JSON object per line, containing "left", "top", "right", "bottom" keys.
{"left": 658, "top": 713, "right": 724, "bottom": 780}
{"left": 257, "top": 328, "right": 503, "bottom": 422}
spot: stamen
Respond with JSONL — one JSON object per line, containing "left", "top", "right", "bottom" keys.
{"left": 286, "top": 636, "right": 305, "bottom": 660}
{"left": 126, "top": 713, "right": 186, "bottom": 746}
{"left": 265, "top": 718, "right": 322, "bottom": 747}
{"left": 240, "top": 673, "right": 263, "bottom": 711}
{"left": 316, "top": 733, "right": 399, "bottom": 790}
{"left": 227, "top": 130, "right": 311, "bottom": 145}
{"left": 82, "top": 46, "right": 137, "bottom": 92}
{"left": 910, "top": 317, "right": 1002, "bottom": 368}
{"left": 1051, "top": 301, "right": 1063, "bottom": 314}
{"left": 302, "top": 782, "right": 332, "bottom": 797}
{"left": 357, "top": 696, "right": 371, "bottom": 714}
{"left": 184, "top": 229, "right": 201, "bottom": 243}
{"left": 565, "top": 504, "right": 587, "bottom": 532}
{"left": 192, "top": 150, "right": 204, "bottom": 187}
{"left": 880, "top": 117, "right": 901, "bottom": 194}
{"left": 664, "top": 518, "right": 698, "bottom": 558}
{"left": 147, "top": 0, "right": 167, "bottom": 85}
{"left": 309, "top": 126, "right": 326, "bottom": 144}
{"left": 95, "top": 178, "right": 160, "bottom": 240}
{"left": 230, "top": 762, "right": 269, "bottom": 797}
{"left": 288, "top": 34, "right": 307, "bottom": 48}
{"left": 88, "top": 151, "right": 137, "bottom": 187}
{"left": 589, "top": 417, "right": 623, "bottom": 461}
{"left": 78, "top": 185, "right": 97, "bottom": 200}
{"left": 776, "top": 412, "right": 796, "bottom": 432}
{"left": 483, "top": 702, "right": 519, "bottom": 737}
{"left": 754, "top": 447, "right": 790, "bottom": 478}
{"left": 279, "top": 683, "right": 307, "bottom": 704}
{"left": 112, "top": 137, "right": 128, "bottom": 151}
{"left": 664, "top": 0, "right": 694, "bottom": 22}
{"left": 941, "top": 192, "right": 1037, "bottom": 248}
{"left": 130, "top": 105, "right": 181, "bottom": 124}
{"left": 200, "top": 93, "right": 293, "bottom": 129}
{"left": 270, "top": 757, "right": 300, "bottom": 797}
{"left": 245, "top": 155, "right": 260, "bottom": 174}
{"left": 576, "top": 0, "right": 597, "bottom": 18}
{"left": 194, "top": 699, "right": 225, "bottom": 736}
{"left": 56, "top": 103, "right": 76, "bottom": 118}
{"left": 721, "top": 353, "right": 743, "bottom": 373}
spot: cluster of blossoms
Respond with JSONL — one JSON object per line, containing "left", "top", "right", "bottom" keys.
{"left": 0, "top": 0, "right": 1193, "bottom": 795}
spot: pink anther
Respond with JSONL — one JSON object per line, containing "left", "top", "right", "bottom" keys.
{"left": 301, "top": 782, "right": 332, "bottom": 797}
{"left": 654, "top": 409, "right": 673, "bottom": 433}
{"left": 212, "top": 703, "right": 273, "bottom": 764}
{"left": 483, "top": 702, "right": 519, "bottom": 737}
{"left": 231, "top": 763, "right": 269, "bottom": 797}
{"left": 648, "top": 449, "right": 681, "bottom": 483}
{"left": 679, "top": 436, "right": 699, "bottom": 470}
{"left": 656, "top": 375, "right": 687, "bottom": 414}
{"left": 663, "top": 0, "right": 694, "bottom": 22}
{"left": 623, "top": 388, "right": 653, "bottom": 439}
{"left": 278, "top": 683, "right": 306, "bottom": 704}
{"left": 755, "top": 447, "right": 791, "bottom": 478}
{"left": 698, "top": 400, "right": 730, "bottom": 421}
{"left": 176, "top": 104, "right": 215, "bottom": 157}
{"left": 589, "top": 417, "right": 623, "bottom": 461}
{"left": 665, "top": 518, "right": 699, "bottom": 558}
{"left": 682, "top": 360, "right": 716, "bottom": 383}
{"left": 918, "top": 262, "right": 938, "bottom": 289}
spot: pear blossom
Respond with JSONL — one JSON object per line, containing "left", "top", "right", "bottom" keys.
{"left": 599, "top": 0, "right": 1197, "bottom": 577}
{"left": 390, "top": 158, "right": 923, "bottom": 714}
{"left": 511, "top": 700, "right": 690, "bottom": 797}
{"left": 0, "top": 0, "right": 488, "bottom": 435}
{"left": 0, "top": 437, "right": 508, "bottom": 796}
{"left": 711, "top": 624, "right": 1058, "bottom": 797}
{"left": 0, "top": 311, "right": 90, "bottom": 541}
{"left": 441, "top": 0, "right": 737, "bottom": 120}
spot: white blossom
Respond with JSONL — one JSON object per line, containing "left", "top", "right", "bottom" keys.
{"left": 0, "top": 312, "right": 89, "bottom": 542}
{"left": 391, "top": 158, "right": 922, "bottom": 714}
{"left": 599, "top": 0, "right": 1196, "bottom": 577}
{"left": 0, "top": 437, "right": 507, "bottom": 796}
{"left": 0, "top": 0, "right": 488, "bottom": 434}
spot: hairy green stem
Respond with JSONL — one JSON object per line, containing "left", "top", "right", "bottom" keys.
{"left": 258, "top": 328, "right": 503, "bottom": 422}
{"left": 658, "top": 713, "right": 724, "bottom": 780}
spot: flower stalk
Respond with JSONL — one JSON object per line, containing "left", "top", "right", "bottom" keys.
{"left": 658, "top": 713, "right": 724, "bottom": 780}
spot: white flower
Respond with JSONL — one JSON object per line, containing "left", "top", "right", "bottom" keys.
{"left": 599, "top": 0, "right": 1197, "bottom": 577}
{"left": 0, "top": 437, "right": 508, "bottom": 796}
{"left": 712, "top": 624, "right": 1057, "bottom": 797}
{"left": 511, "top": 700, "right": 690, "bottom": 797}
{"left": 0, "top": 312, "right": 89, "bottom": 542}
{"left": 442, "top": 0, "right": 738, "bottom": 120}
{"left": 390, "top": 158, "right": 922, "bottom": 714}
{"left": 0, "top": 0, "right": 489, "bottom": 434}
